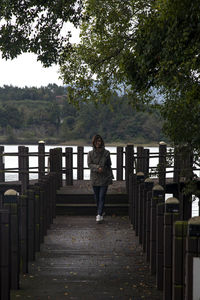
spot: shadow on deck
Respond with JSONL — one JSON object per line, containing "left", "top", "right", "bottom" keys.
{"left": 11, "top": 215, "right": 162, "bottom": 300}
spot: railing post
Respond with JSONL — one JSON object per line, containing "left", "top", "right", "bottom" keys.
{"left": 131, "top": 174, "right": 137, "bottom": 229}
{"left": 172, "top": 220, "right": 188, "bottom": 299}
{"left": 27, "top": 189, "right": 36, "bottom": 262}
{"left": 117, "top": 146, "right": 123, "bottom": 181}
{"left": 0, "top": 208, "right": 10, "bottom": 300}
{"left": 156, "top": 202, "right": 165, "bottom": 290}
{"left": 65, "top": 147, "right": 73, "bottom": 185}
{"left": 18, "top": 146, "right": 23, "bottom": 182}
{"left": 19, "top": 146, "right": 29, "bottom": 194}
{"left": 34, "top": 188, "right": 40, "bottom": 252}
{"left": 163, "top": 197, "right": 180, "bottom": 300}
{"left": 138, "top": 179, "right": 145, "bottom": 244}
{"left": 142, "top": 178, "right": 154, "bottom": 252}
{"left": 50, "top": 148, "right": 62, "bottom": 188}
{"left": 3, "top": 189, "right": 20, "bottom": 290}
{"left": 25, "top": 146, "right": 29, "bottom": 191}
{"left": 150, "top": 184, "right": 165, "bottom": 275}
{"left": 146, "top": 190, "right": 152, "bottom": 263}
{"left": 136, "top": 146, "right": 144, "bottom": 173}
{"left": 128, "top": 173, "right": 134, "bottom": 223}
{"left": 0, "top": 146, "right": 5, "bottom": 182}
{"left": 158, "top": 141, "right": 167, "bottom": 189}
{"left": 19, "top": 194, "right": 28, "bottom": 273}
{"left": 125, "top": 144, "right": 134, "bottom": 190}
{"left": 135, "top": 172, "right": 145, "bottom": 236}
{"left": 143, "top": 148, "right": 149, "bottom": 178}
{"left": 77, "top": 146, "right": 84, "bottom": 180}
{"left": 51, "top": 173, "right": 57, "bottom": 219}
{"left": 57, "top": 148, "right": 63, "bottom": 187}
{"left": 38, "top": 141, "right": 45, "bottom": 180}
{"left": 185, "top": 216, "right": 200, "bottom": 300}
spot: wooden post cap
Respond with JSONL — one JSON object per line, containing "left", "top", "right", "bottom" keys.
{"left": 144, "top": 178, "right": 154, "bottom": 183}
{"left": 159, "top": 141, "right": 167, "bottom": 145}
{"left": 136, "top": 172, "right": 145, "bottom": 177}
{"left": 152, "top": 184, "right": 164, "bottom": 191}
{"left": 188, "top": 216, "right": 200, "bottom": 225}
{"left": 38, "top": 140, "right": 45, "bottom": 144}
{"left": 166, "top": 197, "right": 179, "bottom": 204}
{"left": 4, "top": 189, "right": 18, "bottom": 196}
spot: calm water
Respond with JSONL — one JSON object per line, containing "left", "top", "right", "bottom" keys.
{"left": 2, "top": 145, "right": 199, "bottom": 217}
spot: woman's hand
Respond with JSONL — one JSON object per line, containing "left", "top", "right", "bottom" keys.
{"left": 98, "top": 167, "right": 103, "bottom": 173}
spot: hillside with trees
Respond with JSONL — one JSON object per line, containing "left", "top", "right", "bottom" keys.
{"left": 0, "top": 85, "right": 165, "bottom": 145}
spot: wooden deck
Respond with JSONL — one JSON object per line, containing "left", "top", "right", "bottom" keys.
{"left": 10, "top": 215, "right": 163, "bottom": 300}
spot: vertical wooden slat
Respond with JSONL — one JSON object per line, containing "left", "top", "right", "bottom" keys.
{"left": 159, "top": 142, "right": 167, "bottom": 189}
{"left": 125, "top": 145, "right": 134, "bottom": 191}
{"left": 136, "top": 146, "right": 144, "bottom": 173}
{"left": 117, "top": 146, "right": 123, "bottom": 181}
{"left": 0, "top": 146, "right": 5, "bottom": 183}
{"left": 143, "top": 149, "right": 150, "bottom": 178}
{"left": 65, "top": 147, "right": 73, "bottom": 185}
{"left": 38, "top": 141, "right": 45, "bottom": 180}
{"left": 77, "top": 146, "right": 84, "bottom": 180}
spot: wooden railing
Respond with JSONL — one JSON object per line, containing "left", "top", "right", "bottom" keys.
{"left": 1, "top": 141, "right": 200, "bottom": 191}
{"left": 0, "top": 170, "right": 61, "bottom": 300}
{"left": 127, "top": 150, "right": 200, "bottom": 300}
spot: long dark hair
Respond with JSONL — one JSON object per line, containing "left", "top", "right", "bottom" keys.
{"left": 92, "top": 134, "right": 105, "bottom": 148}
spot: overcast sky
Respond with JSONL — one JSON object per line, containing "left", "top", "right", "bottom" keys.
{"left": 0, "top": 53, "right": 64, "bottom": 87}
{"left": 0, "top": 24, "right": 80, "bottom": 88}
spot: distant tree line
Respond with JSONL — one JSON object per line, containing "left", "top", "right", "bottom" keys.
{"left": 0, "top": 84, "right": 66, "bottom": 101}
{"left": 0, "top": 85, "right": 165, "bottom": 144}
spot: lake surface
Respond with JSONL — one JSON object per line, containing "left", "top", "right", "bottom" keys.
{"left": 1, "top": 145, "right": 199, "bottom": 217}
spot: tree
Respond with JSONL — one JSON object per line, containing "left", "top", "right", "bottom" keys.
{"left": 60, "top": 0, "right": 200, "bottom": 98}
{"left": 60, "top": 0, "right": 143, "bottom": 105}
{"left": 0, "top": 0, "right": 83, "bottom": 66}
{"left": 59, "top": 0, "right": 200, "bottom": 148}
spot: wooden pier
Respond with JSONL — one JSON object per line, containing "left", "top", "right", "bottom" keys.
{"left": 0, "top": 142, "right": 200, "bottom": 299}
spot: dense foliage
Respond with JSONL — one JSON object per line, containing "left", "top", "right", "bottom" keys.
{"left": 0, "top": 85, "right": 164, "bottom": 144}
{"left": 0, "top": 0, "right": 82, "bottom": 66}
{"left": 59, "top": 0, "right": 200, "bottom": 149}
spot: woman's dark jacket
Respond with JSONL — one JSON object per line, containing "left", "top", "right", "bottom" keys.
{"left": 87, "top": 147, "right": 113, "bottom": 186}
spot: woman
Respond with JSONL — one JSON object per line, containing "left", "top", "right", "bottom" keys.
{"left": 87, "top": 134, "right": 113, "bottom": 222}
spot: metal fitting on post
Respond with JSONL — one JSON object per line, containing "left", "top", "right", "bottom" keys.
{"left": 188, "top": 216, "right": 200, "bottom": 237}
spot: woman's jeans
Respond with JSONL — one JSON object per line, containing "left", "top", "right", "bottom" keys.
{"left": 93, "top": 186, "right": 108, "bottom": 216}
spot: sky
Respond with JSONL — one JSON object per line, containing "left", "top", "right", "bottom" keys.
{"left": 0, "top": 53, "right": 63, "bottom": 87}
{"left": 0, "top": 24, "right": 80, "bottom": 88}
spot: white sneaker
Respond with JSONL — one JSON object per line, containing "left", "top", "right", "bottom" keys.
{"left": 96, "top": 215, "right": 103, "bottom": 222}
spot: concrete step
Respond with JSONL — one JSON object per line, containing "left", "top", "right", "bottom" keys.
{"left": 56, "top": 193, "right": 128, "bottom": 204}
